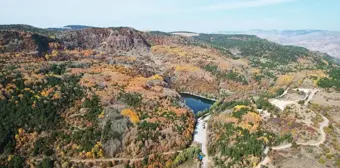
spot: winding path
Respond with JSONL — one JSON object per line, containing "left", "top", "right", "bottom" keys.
{"left": 270, "top": 114, "right": 329, "bottom": 149}
{"left": 304, "top": 89, "right": 319, "bottom": 106}
{"left": 257, "top": 114, "right": 329, "bottom": 168}
{"left": 272, "top": 143, "right": 293, "bottom": 150}
{"left": 70, "top": 151, "right": 179, "bottom": 163}
{"left": 276, "top": 87, "right": 290, "bottom": 99}
{"left": 256, "top": 156, "right": 271, "bottom": 168}
{"left": 296, "top": 115, "right": 329, "bottom": 146}
{"left": 258, "top": 88, "right": 328, "bottom": 168}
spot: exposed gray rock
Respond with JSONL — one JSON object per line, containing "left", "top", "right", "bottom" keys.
{"left": 56, "top": 27, "right": 151, "bottom": 54}
{"left": 100, "top": 107, "right": 130, "bottom": 157}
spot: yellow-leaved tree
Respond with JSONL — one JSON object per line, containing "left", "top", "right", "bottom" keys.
{"left": 51, "top": 50, "right": 59, "bottom": 57}
{"left": 121, "top": 109, "right": 140, "bottom": 124}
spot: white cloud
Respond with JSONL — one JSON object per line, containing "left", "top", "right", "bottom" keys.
{"left": 201, "top": 0, "right": 296, "bottom": 11}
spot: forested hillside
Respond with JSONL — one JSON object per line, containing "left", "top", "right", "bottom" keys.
{"left": 195, "top": 34, "right": 331, "bottom": 68}
{"left": 0, "top": 25, "right": 339, "bottom": 168}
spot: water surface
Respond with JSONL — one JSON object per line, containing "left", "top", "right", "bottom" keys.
{"left": 180, "top": 93, "right": 215, "bottom": 114}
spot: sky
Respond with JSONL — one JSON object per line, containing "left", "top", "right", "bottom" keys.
{"left": 1, "top": 0, "right": 340, "bottom": 32}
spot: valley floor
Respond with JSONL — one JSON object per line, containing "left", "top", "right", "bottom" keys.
{"left": 193, "top": 115, "right": 211, "bottom": 168}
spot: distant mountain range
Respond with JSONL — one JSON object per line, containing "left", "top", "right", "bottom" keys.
{"left": 217, "top": 30, "right": 340, "bottom": 59}
{"left": 2, "top": 24, "right": 340, "bottom": 60}
{"left": 47, "top": 25, "right": 94, "bottom": 30}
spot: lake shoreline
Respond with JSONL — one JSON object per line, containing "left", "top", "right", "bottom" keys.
{"left": 180, "top": 92, "right": 217, "bottom": 102}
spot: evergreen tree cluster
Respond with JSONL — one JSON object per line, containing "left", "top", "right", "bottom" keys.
{"left": 0, "top": 63, "right": 83, "bottom": 154}
{"left": 318, "top": 68, "right": 340, "bottom": 90}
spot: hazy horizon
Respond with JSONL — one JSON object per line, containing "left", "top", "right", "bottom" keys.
{"left": 2, "top": 0, "right": 340, "bottom": 32}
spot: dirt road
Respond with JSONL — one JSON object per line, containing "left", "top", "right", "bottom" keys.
{"left": 70, "top": 151, "right": 179, "bottom": 163}
{"left": 193, "top": 115, "right": 210, "bottom": 168}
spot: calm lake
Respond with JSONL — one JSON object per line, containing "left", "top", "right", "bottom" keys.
{"left": 180, "top": 93, "right": 215, "bottom": 114}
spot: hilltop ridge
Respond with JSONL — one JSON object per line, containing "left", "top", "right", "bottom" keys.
{"left": 218, "top": 29, "right": 340, "bottom": 59}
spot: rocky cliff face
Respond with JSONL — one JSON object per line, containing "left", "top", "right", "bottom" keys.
{"left": 57, "top": 27, "right": 151, "bottom": 53}
{"left": 1, "top": 27, "right": 153, "bottom": 56}
{"left": 0, "top": 31, "right": 40, "bottom": 53}
{"left": 0, "top": 30, "right": 62, "bottom": 56}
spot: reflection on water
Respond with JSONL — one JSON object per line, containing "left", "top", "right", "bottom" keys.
{"left": 180, "top": 93, "right": 214, "bottom": 114}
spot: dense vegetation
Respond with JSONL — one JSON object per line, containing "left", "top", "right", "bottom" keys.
{"left": 254, "top": 88, "right": 284, "bottom": 114}
{"left": 172, "top": 145, "right": 202, "bottom": 167}
{"left": 0, "top": 24, "right": 55, "bottom": 36}
{"left": 31, "top": 34, "right": 56, "bottom": 54}
{"left": 208, "top": 105, "right": 293, "bottom": 168}
{"left": 149, "top": 31, "right": 173, "bottom": 36}
{"left": 1, "top": 24, "right": 339, "bottom": 168}
{"left": 255, "top": 97, "right": 279, "bottom": 113}
{"left": 210, "top": 123, "right": 270, "bottom": 167}
{"left": 137, "top": 121, "right": 161, "bottom": 142}
{"left": 195, "top": 34, "right": 311, "bottom": 65}
{"left": 203, "top": 64, "right": 248, "bottom": 84}
{"left": 318, "top": 68, "right": 340, "bottom": 90}
{"left": 211, "top": 100, "right": 251, "bottom": 113}
{"left": 118, "top": 92, "right": 143, "bottom": 107}
{"left": 0, "top": 63, "right": 83, "bottom": 154}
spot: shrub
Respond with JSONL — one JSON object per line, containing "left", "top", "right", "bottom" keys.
{"left": 318, "top": 157, "right": 326, "bottom": 164}
{"left": 8, "top": 155, "right": 25, "bottom": 168}
{"left": 102, "top": 121, "right": 122, "bottom": 142}
{"left": 38, "top": 158, "right": 54, "bottom": 168}
{"left": 83, "top": 95, "right": 103, "bottom": 123}
{"left": 172, "top": 146, "right": 201, "bottom": 167}
{"left": 326, "top": 153, "right": 333, "bottom": 159}
{"left": 119, "top": 92, "right": 142, "bottom": 107}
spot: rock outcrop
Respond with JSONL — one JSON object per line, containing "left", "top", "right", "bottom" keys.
{"left": 57, "top": 27, "right": 151, "bottom": 53}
